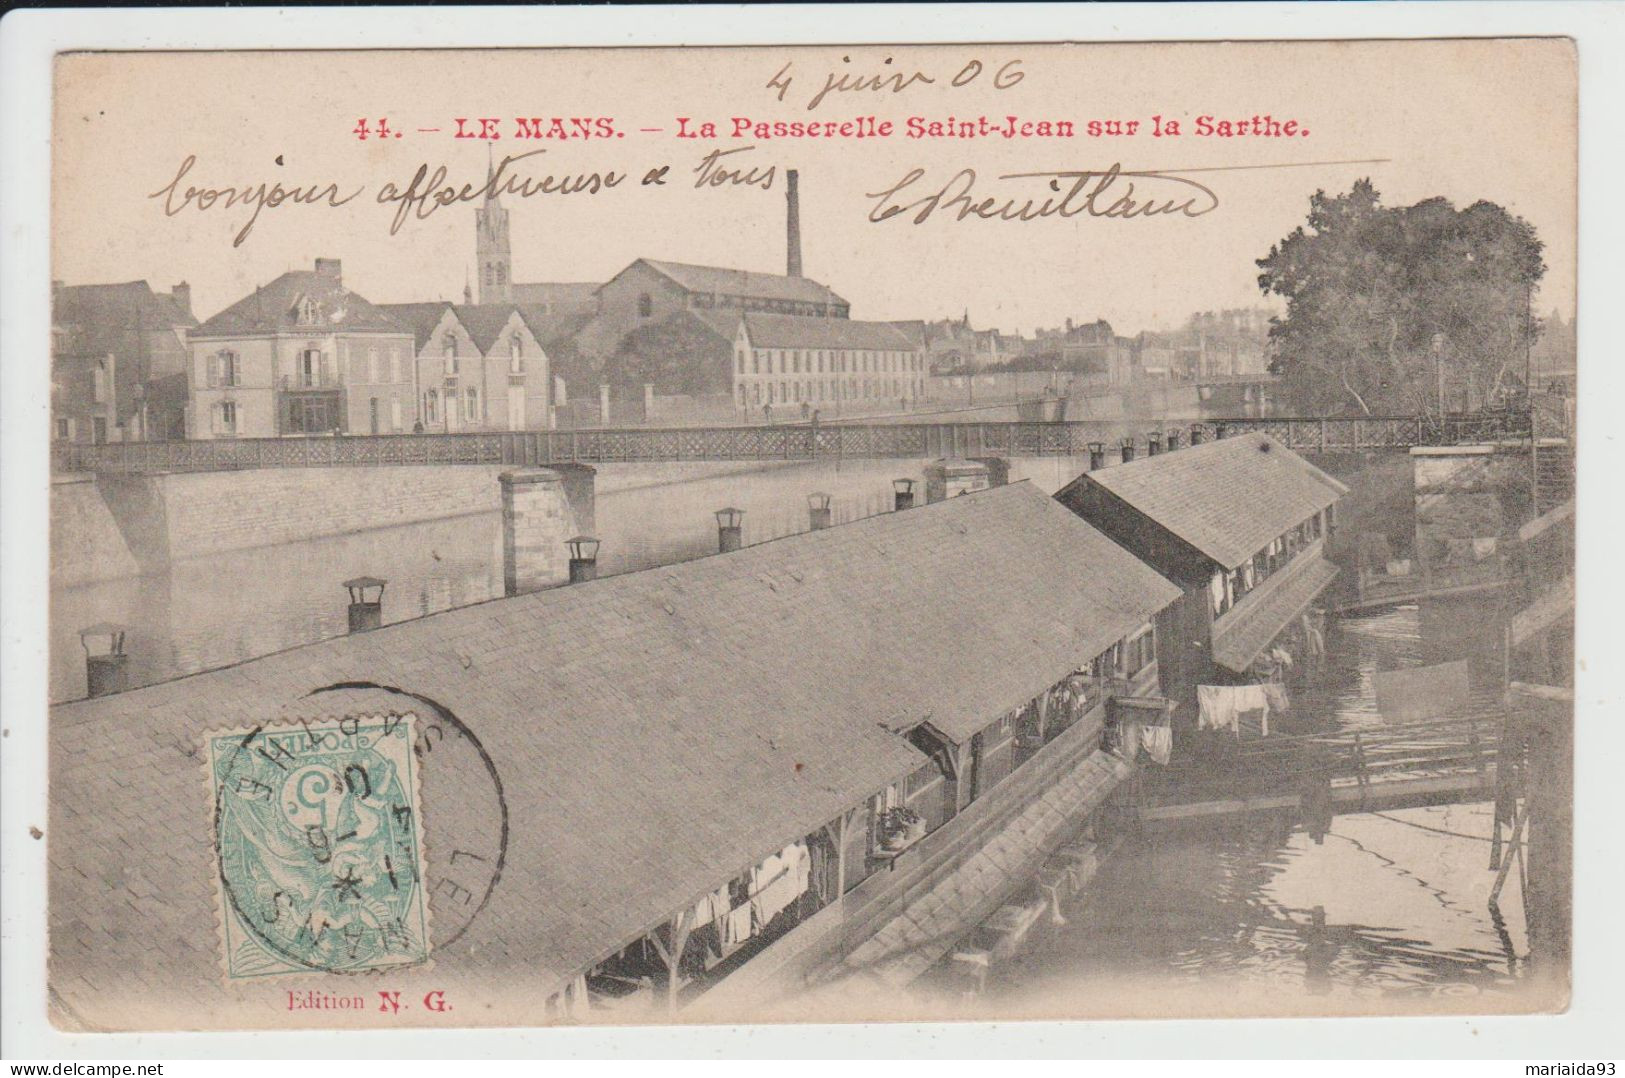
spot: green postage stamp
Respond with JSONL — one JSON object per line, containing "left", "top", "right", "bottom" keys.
{"left": 208, "top": 713, "right": 432, "bottom": 979}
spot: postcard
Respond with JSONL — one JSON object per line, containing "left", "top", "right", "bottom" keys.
{"left": 36, "top": 35, "right": 1575, "bottom": 1033}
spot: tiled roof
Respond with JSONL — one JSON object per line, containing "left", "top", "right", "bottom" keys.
{"left": 742, "top": 313, "right": 917, "bottom": 352}
{"left": 1058, "top": 434, "right": 1347, "bottom": 570}
{"left": 48, "top": 481, "right": 1176, "bottom": 1027}
{"left": 373, "top": 302, "right": 454, "bottom": 351}
{"left": 192, "top": 270, "right": 409, "bottom": 337}
{"left": 1210, "top": 555, "right": 1339, "bottom": 673}
{"left": 54, "top": 281, "right": 197, "bottom": 336}
{"left": 453, "top": 305, "right": 527, "bottom": 354}
{"left": 633, "top": 259, "right": 849, "bottom": 309}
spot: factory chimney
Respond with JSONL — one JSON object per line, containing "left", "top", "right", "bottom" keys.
{"left": 786, "top": 169, "right": 803, "bottom": 278}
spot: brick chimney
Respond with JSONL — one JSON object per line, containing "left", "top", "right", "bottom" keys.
{"left": 314, "top": 258, "right": 342, "bottom": 282}
{"left": 170, "top": 282, "right": 192, "bottom": 319}
{"left": 785, "top": 169, "right": 802, "bottom": 278}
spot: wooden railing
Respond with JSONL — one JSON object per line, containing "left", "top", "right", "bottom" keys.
{"left": 52, "top": 411, "right": 1533, "bottom": 474}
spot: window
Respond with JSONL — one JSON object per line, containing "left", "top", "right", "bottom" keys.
{"left": 510, "top": 335, "right": 525, "bottom": 375}
{"left": 736, "top": 349, "right": 745, "bottom": 376}
{"left": 367, "top": 349, "right": 380, "bottom": 384}
{"left": 465, "top": 386, "right": 479, "bottom": 422}
{"left": 484, "top": 265, "right": 494, "bottom": 287}
{"left": 738, "top": 385, "right": 747, "bottom": 407}
{"left": 425, "top": 389, "right": 439, "bottom": 423}
{"left": 299, "top": 348, "right": 322, "bottom": 388}
{"left": 390, "top": 396, "right": 402, "bottom": 431}
{"left": 213, "top": 400, "right": 237, "bottom": 435}
{"left": 54, "top": 417, "right": 71, "bottom": 440}
{"left": 389, "top": 349, "right": 401, "bottom": 383}
{"left": 496, "top": 264, "right": 507, "bottom": 286}
{"left": 637, "top": 293, "right": 652, "bottom": 318}
{"left": 752, "top": 350, "right": 762, "bottom": 375}
{"left": 298, "top": 297, "right": 319, "bottom": 324}
{"left": 442, "top": 333, "right": 459, "bottom": 375}
{"left": 205, "top": 349, "right": 236, "bottom": 386}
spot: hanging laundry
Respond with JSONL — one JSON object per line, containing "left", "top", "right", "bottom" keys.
{"left": 1198, "top": 684, "right": 1273, "bottom": 737}
{"left": 1141, "top": 724, "right": 1173, "bottom": 765}
{"left": 722, "top": 903, "right": 754, "bottom": 946}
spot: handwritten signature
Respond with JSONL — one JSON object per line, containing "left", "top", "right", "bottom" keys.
{"left": 866, "top": 164, "right": 1219, "bottom": 225}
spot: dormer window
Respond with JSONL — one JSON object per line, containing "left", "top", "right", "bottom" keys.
{"left": 298, "top": 297, "right": 320, "bottom": 325}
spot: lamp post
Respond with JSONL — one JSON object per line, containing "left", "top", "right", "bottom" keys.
{"left": 892, "top": 477, "right": 917, "bottom": 511}
{"left": 566, "top": 536, "right": 600, "bottom": 583}
{"left": 343, "top": 576, "right": 386, "bottom": 633}
{"left": 715, "top": 507, "right": 744, "bottom": 552}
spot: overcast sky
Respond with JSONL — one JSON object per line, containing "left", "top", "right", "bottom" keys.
{"left": 53, "top": 41, "right": 1574, "bottom": 337}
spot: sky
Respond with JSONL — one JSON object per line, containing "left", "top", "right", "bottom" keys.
{"left": 53, "top": 41, "right": 1575, "bottom": 337}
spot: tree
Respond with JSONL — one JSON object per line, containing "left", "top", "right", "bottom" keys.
{"left": 1257, "top": 179, "right": 1545, "bottom": 416}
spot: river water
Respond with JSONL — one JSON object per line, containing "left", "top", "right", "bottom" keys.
{"left": 953, "top": 595, "right": 1535, "bottom": 1017}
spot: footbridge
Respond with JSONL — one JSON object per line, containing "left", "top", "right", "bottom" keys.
{"left": 53, "top": 412, "right": 1533, "bottom": 475}
{"left": 1138, "top": 716, "right": 1510, "bottom": 827}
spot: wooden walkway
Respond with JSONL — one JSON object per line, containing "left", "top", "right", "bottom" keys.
{"left": 1139, "top": 716, "right": 1504, "bottom": 824}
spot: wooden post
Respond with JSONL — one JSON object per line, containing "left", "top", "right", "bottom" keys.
{"left": 648, "top": 908, "right": 695, "bottom": 1013}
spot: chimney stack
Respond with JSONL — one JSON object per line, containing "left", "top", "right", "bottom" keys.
{"left": 79, "top": 624, "right": 130, "bottom": 698}
{"left": 1190, "top": 424, "right": 1207, "bottom": 445}
{"left": 1088, "top": 441, "right": 1106, "bottom": 471}
{"left": 892, "top": 478, "right": 917, "bottom": 511}
{"left": 343, "top": 577, "right": 386, "bottom": 633}
{"left": 715, "top": 508, "right": 744, "bottom": 553}
{"left": 807, "top": 492, "right": 833, "bottom": 531}
{"left": 314, "top": 258, "right": 342, "bottom": 282}
{"left": 1120, "top": 436, "right": 1136, "bottom": 463}
{"left": 566, "top": 536, "right": 600, "bottom": 584}
{"left": 171, "top": 282, "right": 192, "bottom": 319}
{"left": 1146, "top": 431, "right": 1163, "bottom": 457}
{"left": 786, "top": 169, "right": 803, "bottom": 278}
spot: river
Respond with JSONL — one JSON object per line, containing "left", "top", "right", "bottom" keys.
{"left": 931, "top": 595, "right": 1535, "bottom": 1017}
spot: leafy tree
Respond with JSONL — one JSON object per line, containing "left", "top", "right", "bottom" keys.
{"left": 1257, "top": 180, "right": 1545, "bottom": 416}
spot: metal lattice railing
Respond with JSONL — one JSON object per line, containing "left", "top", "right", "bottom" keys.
{"left": 51, "top": 412, "right": 1534, "bottom": 474}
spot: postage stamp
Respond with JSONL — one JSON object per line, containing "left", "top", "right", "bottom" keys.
{"left": 207, "top": 713, "right": 431, "bottom": 979}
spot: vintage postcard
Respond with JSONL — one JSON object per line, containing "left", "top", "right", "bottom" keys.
{"left": 37, "top": 35, "right": 1576, "bottom": 1034}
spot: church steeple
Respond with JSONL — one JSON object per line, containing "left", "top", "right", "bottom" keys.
{"left": 474, "top": 144, "right": 512, "bottom": 304}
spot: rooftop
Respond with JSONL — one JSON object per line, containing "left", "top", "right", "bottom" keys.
{"left": 49, "top": 481, "right": 1177, "bottom": 1024}
{"left": 628, "top": 258, "right": 849, "bottom": 310}
{"left": 191, "top": 263, "right": 409, "bottom": 337}
{"left": 1056, "top": 434, "right": 1348, "bottom": 570}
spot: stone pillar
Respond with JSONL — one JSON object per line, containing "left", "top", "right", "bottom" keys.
{"left": 925, "top": 459, "right": 991, "bottom": 504}
{"left": 599, "top": 384, "right": 611, "bottom": 426}
{"left": 1411, "top": 445, "right": 1513, "bottom": 582}
{"left": 500, "top": 469, "right": 570, "bottom": 596}
{"left": 643, "top": 382, "right": 655, "bottom": 424}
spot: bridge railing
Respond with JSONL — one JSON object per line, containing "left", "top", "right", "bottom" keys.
{"left": 51, "top": 411, "right": 1534, "bottom": 474}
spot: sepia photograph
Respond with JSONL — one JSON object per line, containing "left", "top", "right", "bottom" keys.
{"left": 2, "top": 11, "right": 1607, "bottom": 1058}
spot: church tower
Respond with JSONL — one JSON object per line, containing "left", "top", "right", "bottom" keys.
{"left": 474, "top": 151, "right": 512, "bottom": 304}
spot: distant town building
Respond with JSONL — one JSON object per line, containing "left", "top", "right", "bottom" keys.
{"left": 186, "top": 259, "right": 416, "bottom": 438}
{"left": 727, "top": 312, "right": 924, "bottom": 412}
{"left": 52, "top": 280, "right": 196, "bottom": 443}
{"left": 1136, "top": 308, "right": 1274, "bottom": 381}
{"left": 377, "top": 302, "right": 552, "bottom": 431}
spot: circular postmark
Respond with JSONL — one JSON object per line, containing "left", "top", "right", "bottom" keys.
{"left": 210, "top": 684, "right": 508, "bottom": 978}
